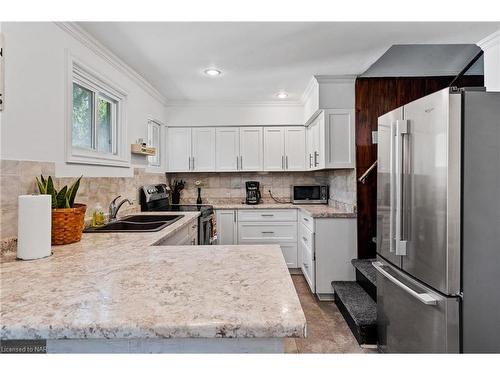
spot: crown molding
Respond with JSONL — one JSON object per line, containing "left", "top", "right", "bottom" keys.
{"left": 314, "top": 74, "right": 357, "bottom": 83}
{"left": 299, "top": 74, "right": 358, "bottom": 104}
{"left": 165, "top": 99, "right": 304, "bottom": 108}
{"left": 55, "top": 22, "right": 167, "bottom": 105}
{"left": 477, "top": 29, "right": 500, "bottom": 50}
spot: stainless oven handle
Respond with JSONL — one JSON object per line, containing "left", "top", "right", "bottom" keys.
{"left": 372, "top": 261, "right": 437, "bottom": 305}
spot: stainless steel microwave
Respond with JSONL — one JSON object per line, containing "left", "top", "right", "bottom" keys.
{"left": 292, "top": 185, "right": 329, "bottom": 204}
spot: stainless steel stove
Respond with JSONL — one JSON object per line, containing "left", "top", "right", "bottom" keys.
{"left": 139, "top": 184, "right": 215, "bottom": 245}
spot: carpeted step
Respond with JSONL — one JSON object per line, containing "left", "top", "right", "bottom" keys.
{"left": 332, "top": 281, "right": 377, "bottom": 345}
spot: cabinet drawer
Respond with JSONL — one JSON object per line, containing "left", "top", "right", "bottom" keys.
{"left": 299, "top": 210, "right": 314, "bottom": 232}
{"left": 299, "top": 221, "right": 314, "bottom": 252}
{"left": 281, "top": 244, "right": 298, "bottom": 268}
{"left": 300, "top": 236, "right": 315, "bottom": 292}
{"left": 238, "top": 209, "right": 297, "bottom": 222}
{"left": 238, "top": 222, "right": 297, "bottom": 243}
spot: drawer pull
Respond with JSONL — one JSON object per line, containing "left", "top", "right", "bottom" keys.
{"left": 302, "top": 236, "right": 308, "bottom": 242}
{"left": 261, "top": 214, "right": 274, "bottom": 217}
{"left": 261, "top": 231, "right": 275, "bottom": 234}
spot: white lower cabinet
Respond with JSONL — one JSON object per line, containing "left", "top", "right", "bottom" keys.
{"left": 215, "top": 210, "right": 237, "bottom": 245}
{"left": 298, "top": 210, "right": 357, "bottom": 300}
{"left": 215, "top": 208, "right": 356, "bottom": 282}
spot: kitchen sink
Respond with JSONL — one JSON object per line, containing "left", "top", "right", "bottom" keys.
{"left": 84, "top": 214, "right": 182, "bottom": 233}
{"left": 122, "top": 215, "right": 182, "bottom": 223}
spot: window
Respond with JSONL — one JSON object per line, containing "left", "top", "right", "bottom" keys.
{"left": 147, "top": 120, "right": 162, "bottom": 167}
{"left": 67, "top": 58, "right": 128, "bottom": 167}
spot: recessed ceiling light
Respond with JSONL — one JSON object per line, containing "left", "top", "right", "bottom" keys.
{"left": 204, "top": 68, "right": 221, "bottom": 76}
{"left": 276, "top": 91, "right": 288, "bottom": 99}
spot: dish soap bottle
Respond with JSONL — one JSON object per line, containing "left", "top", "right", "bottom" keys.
{"left": 91, "top": 203, "right": 106, "bottom": 227}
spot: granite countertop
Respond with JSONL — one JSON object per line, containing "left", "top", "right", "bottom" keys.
{"left": 210, "top": 202, "right": 357, "bottom": 218}
{"left": 0, "top": 212, "right": 306, "bottom": 340}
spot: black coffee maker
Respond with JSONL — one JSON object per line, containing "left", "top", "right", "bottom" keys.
{"left": 245, "top": 181, "right": 261, "bottom": 205}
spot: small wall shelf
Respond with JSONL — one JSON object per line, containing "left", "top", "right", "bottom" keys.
{"left": 131, "top": 144, "right": 156, "bottom": 156}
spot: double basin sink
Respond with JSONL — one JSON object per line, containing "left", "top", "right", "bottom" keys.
{"left": 84, "top": 214, "right": 183, "bottom": 233}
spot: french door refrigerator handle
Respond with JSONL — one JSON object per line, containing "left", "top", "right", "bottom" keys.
{"left": 372, "top": 261, "right": 438, "bottom": 305}
{"left": 395, "top": 120, "right": 408, "bottom": 256}
{"left": 389, "top": 121, "right": 395, "bottom": 253}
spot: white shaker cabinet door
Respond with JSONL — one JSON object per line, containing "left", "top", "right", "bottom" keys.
{"left": 215, "top": 127, "right": 240, "bottom": 171}
{"left": 191, "top": 127, "right": 216, "bottom": 171}
{"left": 263, "top": 127, "right": 285, "bottom": 171}
{"left": 167, "top": 127, "right": 191, "bottom": 172}
{"left": 284, "top": 127, "right": 306, "bottom": 171}
{"left": 216, "top": 210, "right": 237, "bottom": 245}
{"left": 325, "top": 109, "right": 355, "bottom": 168}
{"left": 239, "top": 127, "right": 263, "bottom": 171}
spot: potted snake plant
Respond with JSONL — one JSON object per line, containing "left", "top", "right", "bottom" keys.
{"left": 36, "top": 175, "right": 86, "bottom": 245}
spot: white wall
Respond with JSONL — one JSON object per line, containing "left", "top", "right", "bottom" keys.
{"left": 165, "top": 102, "right": 304, "bottom": 127}
{"left": 478, "top": 30, "right": 500, "bottom": 92}
{"left": 0, "top": 22, "right": 167, "bottom": 177}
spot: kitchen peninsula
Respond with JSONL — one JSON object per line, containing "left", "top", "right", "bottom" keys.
{"left": 0, "top": 212, "right": 306, "bottom": 353}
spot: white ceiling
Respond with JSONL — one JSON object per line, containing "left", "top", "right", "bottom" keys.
{"left": 79, "top": 22, "right": 500, "bottom": 103}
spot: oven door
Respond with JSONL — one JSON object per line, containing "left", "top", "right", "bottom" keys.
{"left": 199, "top": 216, "right": 214, "bottom": 245}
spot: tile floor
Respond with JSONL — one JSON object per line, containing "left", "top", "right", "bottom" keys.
{"left": 285, "top": 275, "right": 376, "bottom": 354}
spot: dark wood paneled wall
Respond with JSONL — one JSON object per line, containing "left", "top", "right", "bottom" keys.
{"left": 355, "top": 75, "right": 484, "bottom": 259}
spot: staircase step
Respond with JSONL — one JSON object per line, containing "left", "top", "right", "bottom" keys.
{"left": 351, "top": 258, "right": 377, "bottom": 286}
{"left": 332, "top": 281, "right": 377, "bottom": 345}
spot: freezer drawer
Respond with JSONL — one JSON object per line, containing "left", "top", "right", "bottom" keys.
{"left": 374, "top": 260, "right": 459, "bottom": 353}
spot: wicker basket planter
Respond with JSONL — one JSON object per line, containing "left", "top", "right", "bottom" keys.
{"left": 51, "top": 203, "right": 87, "bottom": 245}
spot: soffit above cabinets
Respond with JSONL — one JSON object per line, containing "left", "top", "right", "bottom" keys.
{"left": 77, "top": 22, "right": 500, "bottom": 104}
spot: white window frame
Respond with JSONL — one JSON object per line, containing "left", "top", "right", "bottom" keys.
{"left": 147, "top": 119, "right": 163, "bottom": 168}
{"left": 66, "top": 55, "right": 129, "bottom": 167}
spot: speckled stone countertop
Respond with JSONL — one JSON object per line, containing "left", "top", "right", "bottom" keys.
{"left": 1, "top": 212, "right": 306, "bottom": 340}
{"left": 210, "top": 202, "right": 357, "bottom": 218}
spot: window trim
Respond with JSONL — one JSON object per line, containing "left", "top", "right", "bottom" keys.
{"left": 66, "top": 54, "right": 129, "bottom": 167}
{"left": 147, "top": 119, "right": 164, "bottom": 168}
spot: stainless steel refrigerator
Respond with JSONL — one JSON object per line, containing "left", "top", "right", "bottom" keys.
{"left": 375, "top": 87, "right": 500, "bottom": 353}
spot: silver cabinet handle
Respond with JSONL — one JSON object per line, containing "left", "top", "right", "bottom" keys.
{"left": 309, "top": 154, "right": 313, "bottom": 168}
{"left": 262, "top": 231, "right": 274, "bottom": 234}
{"left": 236, "top": 155, "right": 239, "bottom": 170}
{"left": 261, "top": 214, "right": 274, "bottom": 217}
{"left": 372, "top": 261, "right": 438, "bottom": 305}
{"left": 286, "top": 155, "right": 289, "bottom": 169}
{"left": 281, "top": 155, "right": 284, "bottom": 170}
{"left": 192, "top": 156, "right": 195, "bottom": 170}
{"left": 240, "top": 155, "right": 243, "bottom": 169}
{"left": 302, "top": 236, "right": 308, "bottom": 242}
{"left": 303, "top": 217, "right": 309, "bottom": 222}
{"left": 314, "top": 151, "right": 319, "bottom": 167}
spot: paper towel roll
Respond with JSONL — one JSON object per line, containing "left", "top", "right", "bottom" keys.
{"left": 17, "top": 195, "right": 52, "bottom": 260}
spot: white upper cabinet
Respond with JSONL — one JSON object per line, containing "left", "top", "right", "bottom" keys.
{"left": 239, "top": 127, "right": 263, "bottom": 171}
{"left": 264, "top": 127, "right": 305, "bottom": 171}
{"left": 263, "top": 127, "right": 285, "bottom": 171}
{"left": 306, "top": 114, "right": 324, "bottom": 170}
{"left": 325, "top": 109, "right": 355, "bottom": 168}
{"left": 306, "top": 109, "right": 355, "bottom": 170}
{"left": 215, "top": 127, "right": 240, "bottom": 171}
{"left": 191, "top": 128, "right": 216, "bottom": 171}
{"left": 167, "top": 128, "right": 191, "bottom": 172}
{"left": 284, "top": 127, "right": 306, "bottom": 171}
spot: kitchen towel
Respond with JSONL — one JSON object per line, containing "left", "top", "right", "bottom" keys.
{"left": 17, "top": 195, "right": 52, "bottom": 260}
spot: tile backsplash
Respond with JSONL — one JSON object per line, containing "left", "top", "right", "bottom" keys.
{"left": 166, "top": 169, "right": 356, "bottom": 211}
{"left": 0, "top": 160, "right": 165, "bottom": 242}
{"left": 1, "top": 159, "right": 356, "bottom": 248}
